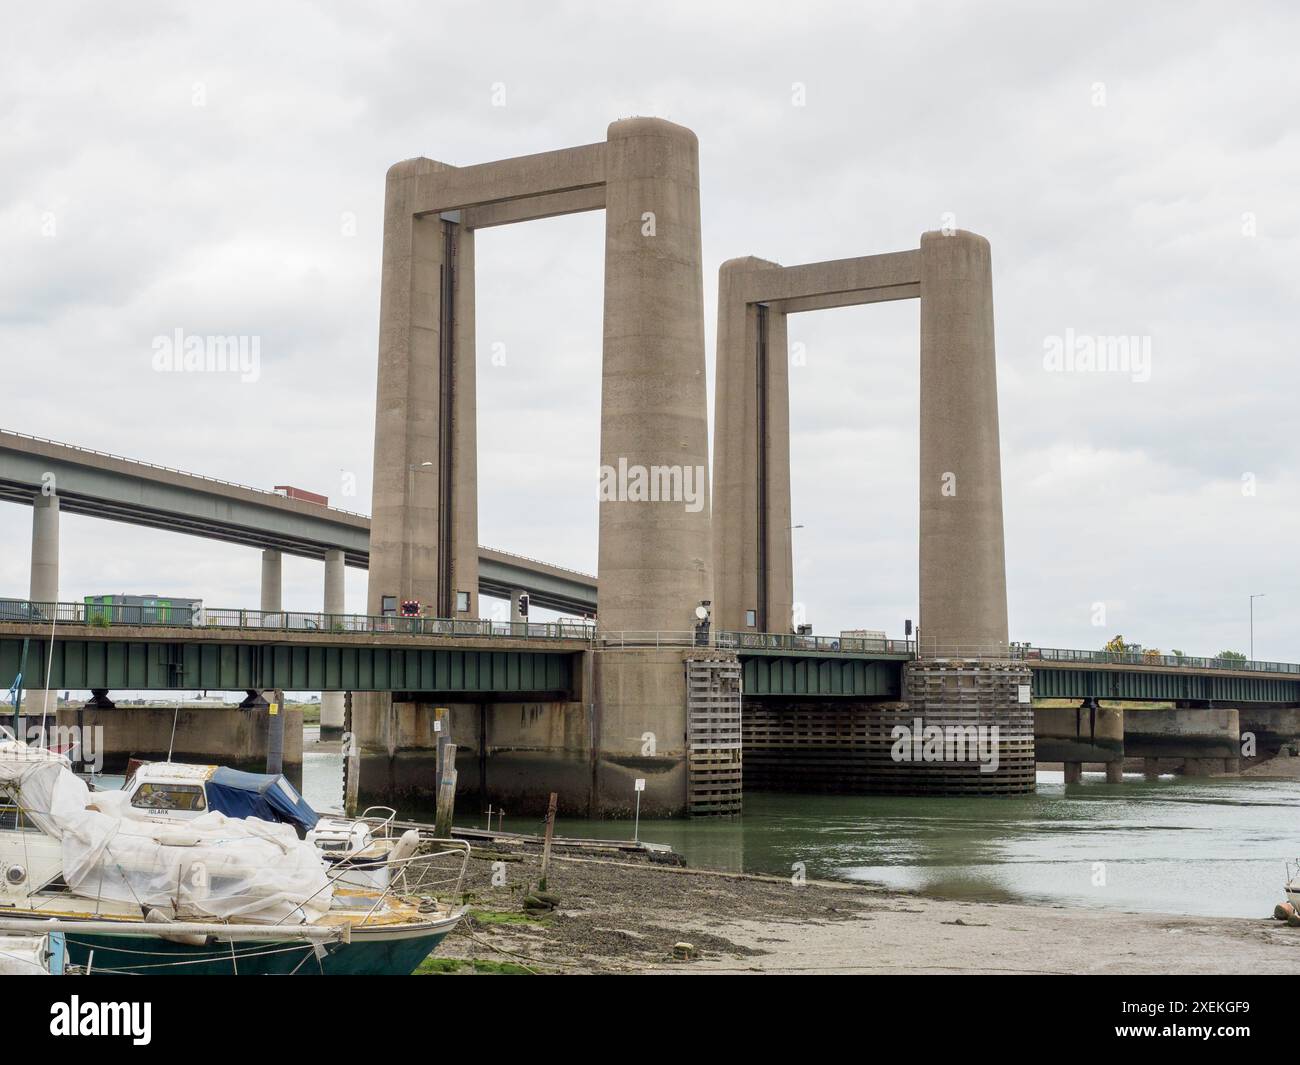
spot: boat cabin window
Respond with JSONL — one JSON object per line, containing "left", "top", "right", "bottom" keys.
{"left": 131, "top": 782, "right": 207, "bottom": 812}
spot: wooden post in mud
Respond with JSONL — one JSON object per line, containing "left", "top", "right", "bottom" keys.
{"left": 433, "top": 706, "right": 448, "bottom": 795}
{"left": 539, "top": 792, "right": 558, "bottom": 891}
{"left": 343, "top": 691, "right": 359, "bottom": 816}
{"left": 434, "top": 742, "right": 458, "bottom": 837}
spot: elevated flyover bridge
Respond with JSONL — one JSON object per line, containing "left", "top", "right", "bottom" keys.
{"left": 0, "top": 429, "right": 598, "bottom": 616}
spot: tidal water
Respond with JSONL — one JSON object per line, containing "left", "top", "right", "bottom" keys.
{"left": 300, "top": 752, "right": 1300, "bottom": 920}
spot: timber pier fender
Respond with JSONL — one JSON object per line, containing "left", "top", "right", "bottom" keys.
{"left": 897, "top": 659, "right": 1035, "bottom": 794}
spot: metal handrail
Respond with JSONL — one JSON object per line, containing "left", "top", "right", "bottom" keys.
{"left": 358, "top": 841, "right": 470, "bottom": 925}
{"left": 1016, "top": 645, "right": 1300, "bottom": 675}
{"left": 0, "top": 600, "right": 595, "bottom": 642}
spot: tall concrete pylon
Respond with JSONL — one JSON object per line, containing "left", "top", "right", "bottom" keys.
{"left": 597, "top": 118, "right": 712, "bottom": 634}
{"left": 360, "top": 119, "right": 721, "bottom": 817}
{"left": 917, "top": 229, "right": 1008, "bottom": 655}
{"left": 711, "top": 232, "right": 1029, "bottom": 796}
{"left": 367, "top": 118, "right": 711, "bottom": 631}
{"left": 711, "top": 232, "right": 1008, "bottom": 654}
{"left": 712, "top": 257, "right": 794, "bottom": 635}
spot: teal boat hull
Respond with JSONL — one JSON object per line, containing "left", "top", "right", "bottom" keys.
{"left": 61, "top": 925, "right": 454, "bottom": 975}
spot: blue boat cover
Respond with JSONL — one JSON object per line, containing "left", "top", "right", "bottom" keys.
{"left": 204, "top": 767, "right": 319, "bottom": 833}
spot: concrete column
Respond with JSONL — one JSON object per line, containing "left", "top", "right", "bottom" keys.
{"left": 366, "top": 157, "right": 478, "bottom": 619}
{"left": 712, "top": 258, "right": 794, "bottom": 633}
{"left": 260, "top": 550, "right": 282, "bottom": 612}
{"left": 320, "top": 549, "right": 345, "bottom": 738}
{"left": 1105, "top": 761, "right": 1123, "bottom": 783}
{"left": 25, "top": 493, "right": 60, "bottom": 724}
{"left": 509, "top": 588, "right": 526, "bottom": 624}
{"left": 1063, "top": 761, "right": 1082, "bottom": 784}
{"left": 1144, "top": 757, "right": 1161, "bottom": 780}
{"left": 597, "top": 117, "right": 712, "bottom": 634}
{"left": 918, "top": 230, "right": 1008, "bottom": 655}
{"left": 452, "top": 228, "right": 480, "bottom": 619}
{"left": 30, "top": 494, "right": 59, "bottom": 606}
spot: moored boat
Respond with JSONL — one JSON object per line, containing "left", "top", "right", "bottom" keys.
{"left": 120, "top": 761, "right": 415, "bottom": 891}
{"left": 0, "top": 740, "right": 466, "bottom": 975}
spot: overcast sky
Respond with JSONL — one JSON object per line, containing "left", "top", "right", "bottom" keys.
{"left": 1, "top": 1, "right": 1297, "bottom": 663}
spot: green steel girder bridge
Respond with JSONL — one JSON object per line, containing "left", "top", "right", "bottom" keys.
{"left": 2, "top": 603, "right": 1298, "bottom": 705}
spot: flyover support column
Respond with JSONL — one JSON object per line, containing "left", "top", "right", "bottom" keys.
{"left": 594, "top": 117, "right": 722, "bottom": 816}
{"left": 509, "top": 588, "right": 526, "bottom": 624}
{"left": 260, "top": 550, "right": 282, "bottom": 613}
{"left": 26, "top": 493, "right": 60, "bottom": 729}
{"left": 320, "top": 549, "right": 345, "bottom": 739}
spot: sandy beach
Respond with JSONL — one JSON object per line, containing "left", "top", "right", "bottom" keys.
{"left": 428, "top": 845, "right": 1300, "bottom": 975}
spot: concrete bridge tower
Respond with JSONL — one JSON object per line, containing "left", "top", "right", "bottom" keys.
{"left": 357, "top": 118, "right": 733, "bottom": 818}
{"left": 711, "top": 231, "right": 1032, "bottom": 794}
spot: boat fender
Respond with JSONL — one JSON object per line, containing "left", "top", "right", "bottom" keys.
{"left": 145, "top": 908, "right": 210, "bottom": 947}
{"left": 389, "top": 829, "right": 421, "bottom": 865}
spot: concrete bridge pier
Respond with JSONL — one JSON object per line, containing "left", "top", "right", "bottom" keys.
{"left": 1035, "top": 703, "right": 1243, "bottom": 780}
{"left": 1125, "top": 708, "right": 1240, "bottom": 777}
{"left": 1035, "top": 701, "right": 1124, "bottom": 784}
{"left": 320, "top": 549, "right": 346, "bottom": 738}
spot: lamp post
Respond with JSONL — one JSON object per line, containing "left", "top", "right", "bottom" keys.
{"left": 1249, "top": 593, "right": 1265, "bottom": 661}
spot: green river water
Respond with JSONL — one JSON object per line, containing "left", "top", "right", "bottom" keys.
{"left": 302, "top": 753, "right": 1299, "bottom": 920}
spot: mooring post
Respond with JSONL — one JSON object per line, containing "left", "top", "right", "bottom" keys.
{"left": 433, "top": 705, "right": 448, "bottom": 797}
{"left": 343, "top": 691, "right": 359, "bottom": 816}
{"left": 433, "top": 741, "right": 458, "bottom": 837}
{"left": 539, "top": 792, "right": 558, "bottom": 892}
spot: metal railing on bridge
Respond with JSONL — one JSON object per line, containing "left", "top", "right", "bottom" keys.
{"left": 4, "top": 601, "right": 1296, "bottom": 675}
{"left": 718, "top": 630, "right": 915, "bottom": 655}
{"left": 1017, "top": 644, "right": 1300, "bottom": 675}
{"left": 0, "top": 600, "right": 595, "bottom": 642}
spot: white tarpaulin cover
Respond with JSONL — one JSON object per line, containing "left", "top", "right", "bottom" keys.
{"left": 0, "top": 741, "right": 331, "bottom": 924}
{"left": 0, "top": 935, "right": 51, "bottom": 974}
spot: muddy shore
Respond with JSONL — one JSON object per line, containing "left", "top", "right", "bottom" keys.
{"left": 430, "top": 846, "right": 1300, "bottom": 975}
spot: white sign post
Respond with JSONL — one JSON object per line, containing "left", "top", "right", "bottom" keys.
{"left": 633, "top": 778, "right": 646, "bottom": 842}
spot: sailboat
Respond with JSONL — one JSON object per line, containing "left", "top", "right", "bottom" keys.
{"left": 0, "top": 740, "right": 465, "bottom": 975}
